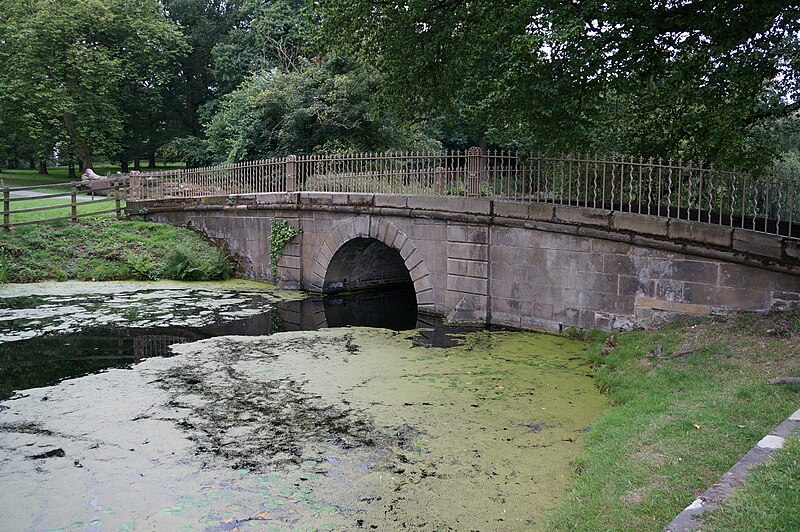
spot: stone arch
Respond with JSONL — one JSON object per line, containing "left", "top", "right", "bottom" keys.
{"left": 310, "top": 216, "right": 435, "bottom": 312}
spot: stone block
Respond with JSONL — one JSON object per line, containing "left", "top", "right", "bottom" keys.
{"left": 256, "top": 192, "right": 298, "bottom": 205}
{"left": 491, "top": 227, "right": 528, "bottom": 248}
{"left": 447, "top": 274, "right": 488, "bottom": 295}
{"left": 300, "top": 192, "right": 333, "bottom": 205}
{"left": 278, "top": 255, "right": 301, "bottom": 270}
{"left": 407, "top": 195, "right": 449, "bottom": 212}
{"left": 392, "top": 231, "right": 408, "bottom": 251}
{"left": 785, "top": 239, "right": 800, "bottom": 261}
{"left": 445, "top": 293, "right": 488, "bottom": 324}
{"left": 592, "top": 239, "right": 631, "bottom": 254}
{"left": 613, "top": 212, "right": 668, "bottom": 236}
{"left": 330, "top": 193, "right": 350, "bottom": 205}
{"left": 490, "top": 245, "right": 524, "bottom": 266}
{"left": 490, "top": 279, "right": 522, "bottom": 301}
{"left": 409, "top": 262, "right": 428, "bottom": 282}
{"left": 494, "top": 200, "right": 529, "bottom": 219}
{"left": 669, "top": 260, "right": 719, "bottom": 285}
{"left": 670, "top": 219, "right": 733, "bottom": 248}
{"left": 447, "top": 242, "right": 488, "bottom": 261}
{"left": 447, "top": 258, "right": 488, "bottom": 278}
{"left": 555, "top": 205, "right": 611, "bottom": 227}
{"left": 404, "top": 249, "right": 424, "bottom": 271}
{"left": 414, "top": 274, "right": 434, "bottom": 293}
{"left": 733, "top": 229, "right": 783, "bottom": 259}
{"left": 352, "top": 216, "right": 370, "bottom": 238}
{"left": 534, "top": 232, "right": 592, "bottom": 252}
{"left": 683, "top": 283, "right": 771, "bottom": 310}
{"left": 577, "top": 272, "right": 618, "bottom": 293}
{"left": 373, "top": 194, "right": 407, "bottom": 209}
{"left": 634, "top": 297, "right": 710, "bottom": 315}
{"left": 528, "top": 202, "right": 555, "bottom": 222}
{"left": 410, "top": 222, "right": 447, "bottom": 242}
{"left": 618, "top": 275, "right": 642, "bottom": 297}
{"left": 458, "top": 197, "right": 492, "bottom": 215}
{"left": 545, "top": 250, "right": 603, "bottom": 272}
{"left": 719, "top": 264, "right": 800, "bottom": 292}
{"left": 447, "top": 223, "right": 488, "bottom": 244}
{"left": 603, "top": 254, "right": 634, "bottom": 276}
{"left": 347, "top": 193, "right": 375, "bottom": 206}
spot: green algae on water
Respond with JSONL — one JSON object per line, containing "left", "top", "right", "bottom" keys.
{"left": 0, "top": 326, "right": 607, "bottom": 530}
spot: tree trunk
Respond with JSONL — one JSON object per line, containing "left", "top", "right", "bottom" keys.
{"left": 63, "top": 113, "right": 93, "bottom": 170}
{"left": 78, "top": 159, "right": 84, "bottom": 172}
{"left": 68, "top": 161, "right": 76, "bottom": 180}
{"left": 29, "top": 157, "right": 35, "bottom": 169}
{"left": 133, "top": 159, "right": 141, "bottom": 171}
{"left": 38, "top": 160, "right": 48, "bottom": 175}
{"left": 148, "top": 150, "right": 156, "bottom": 168}
{"left": 120, "top": 160, "right": 129, "bottom": 173}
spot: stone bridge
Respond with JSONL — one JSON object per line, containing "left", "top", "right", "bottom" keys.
{"left": 128, "top": 193, "right": 800, "bottom": 331}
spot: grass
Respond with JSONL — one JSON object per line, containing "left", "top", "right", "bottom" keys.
{"left": 0, "top": 217, "right": 233, "bottom": 282}
{"left": 0, "top": 163, "right": 185, "bottom": 188}
{"left": 702, "top": 435, "right": 800, "bottom": 531}
{"left": 545, "top": 311, "right": 800, "bottom": 531}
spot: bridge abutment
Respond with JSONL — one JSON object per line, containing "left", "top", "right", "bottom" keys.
{"left": 129, "top": 193, "right": 800, "bottom": 332}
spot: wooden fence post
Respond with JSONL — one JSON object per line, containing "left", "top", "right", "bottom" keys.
{"left": 114, "top": 179, "right": 121, "bottom": 219}
{"left": 286, "top": 155, "right": 297, "bottom": 192}
{"left": 129, "top": 171, "right": 141, "bottom": 200}
{"left": 3, "top": 188, "right": 9, "bottom": 230}
{"left": 71, "top": 184, "right": 78, "bottom": 223}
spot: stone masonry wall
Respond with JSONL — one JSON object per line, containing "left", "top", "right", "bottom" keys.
{"left": 133, "top": 193, "right": 800, "bottom": 331}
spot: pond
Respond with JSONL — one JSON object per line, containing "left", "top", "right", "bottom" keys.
{"left": 0, "top": 281, "right": 607, "bottom": 531}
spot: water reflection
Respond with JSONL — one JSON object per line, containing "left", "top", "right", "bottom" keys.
{"left": 0, "top": 284, "right": 432, "bottom": 399}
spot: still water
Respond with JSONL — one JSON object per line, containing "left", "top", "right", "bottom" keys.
{"left": 0, "top": 281, "right": 607, "bottom": 531}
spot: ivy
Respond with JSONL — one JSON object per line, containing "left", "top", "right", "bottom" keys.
{"left": 269, "top": 219, "right": 301, "bottom": 279}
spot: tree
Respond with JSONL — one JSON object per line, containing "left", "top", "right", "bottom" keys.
{"left": 0, "top": 0, "right": 185, "bottom": 170}
{"left": 204, "top": 59, "right": 439, "bottom": 163}
{"left": 316, "top": 1, "right": 800, "bottom": 169}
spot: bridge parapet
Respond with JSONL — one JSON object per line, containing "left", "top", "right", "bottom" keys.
{"left": 122, "top": 149, "right": 800, "bottom": 243}
{"left": 128, "top": 192, "right": 800, "bottom": 332}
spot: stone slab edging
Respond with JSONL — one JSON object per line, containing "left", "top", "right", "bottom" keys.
{"left": 665, "top": 407, "right": 800, "bottom": 531}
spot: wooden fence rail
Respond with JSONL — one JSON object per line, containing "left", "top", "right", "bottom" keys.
{"left": 1, "top": 178, "right": 127, "bottom": 230}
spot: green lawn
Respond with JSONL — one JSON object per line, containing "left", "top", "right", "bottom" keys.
{"left": 6, "top": 195, "right": 124, "bottom": 225}
{"left": 545, "top": 312, "right": 800, "bottom": 531}
{"left": 703, "top": 436, "right": 800, "bottom": 531}
{"left": 0, "top": 163, "right": 185, "bottom": 188}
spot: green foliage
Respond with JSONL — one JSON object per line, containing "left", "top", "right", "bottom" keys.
{"left": 268, "top": 218, "right": 300, "bottom": 279}
{"left": 0, "top": 219, "right": 233, "bottom": 283}
{"left": 204, "top": 59, "right": 440, "bottom": 163}
{"left": 317, "top": 1, "right": 800, "bottom": 169}
{"left": 0, "top": 0, "right": 187, "bottom": 169}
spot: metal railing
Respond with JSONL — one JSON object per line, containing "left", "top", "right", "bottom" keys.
{"left": 124, "top": 148, "right": 800, "bottom": 239}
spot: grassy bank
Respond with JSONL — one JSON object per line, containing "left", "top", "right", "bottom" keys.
{"left": 0, "top": 218, "right": 233, "bottom": 283}
{"left": 547, "top": 311, "right": 800, "bottom": 531}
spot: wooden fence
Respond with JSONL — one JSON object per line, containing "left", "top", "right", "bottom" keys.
{"left": 124, "top": 149, "right": 800, "bottom": 240}
{"left": 2, "top": 178, "right": 127, "bottom": 230}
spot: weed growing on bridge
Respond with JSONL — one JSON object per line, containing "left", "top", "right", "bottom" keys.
{"left": 268, "top": 219, "right": 301, "bottom": 279}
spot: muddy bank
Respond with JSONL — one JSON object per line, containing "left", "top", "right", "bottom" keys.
{"left": 0, "top": 326, "right": 607, "bottom": 530}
